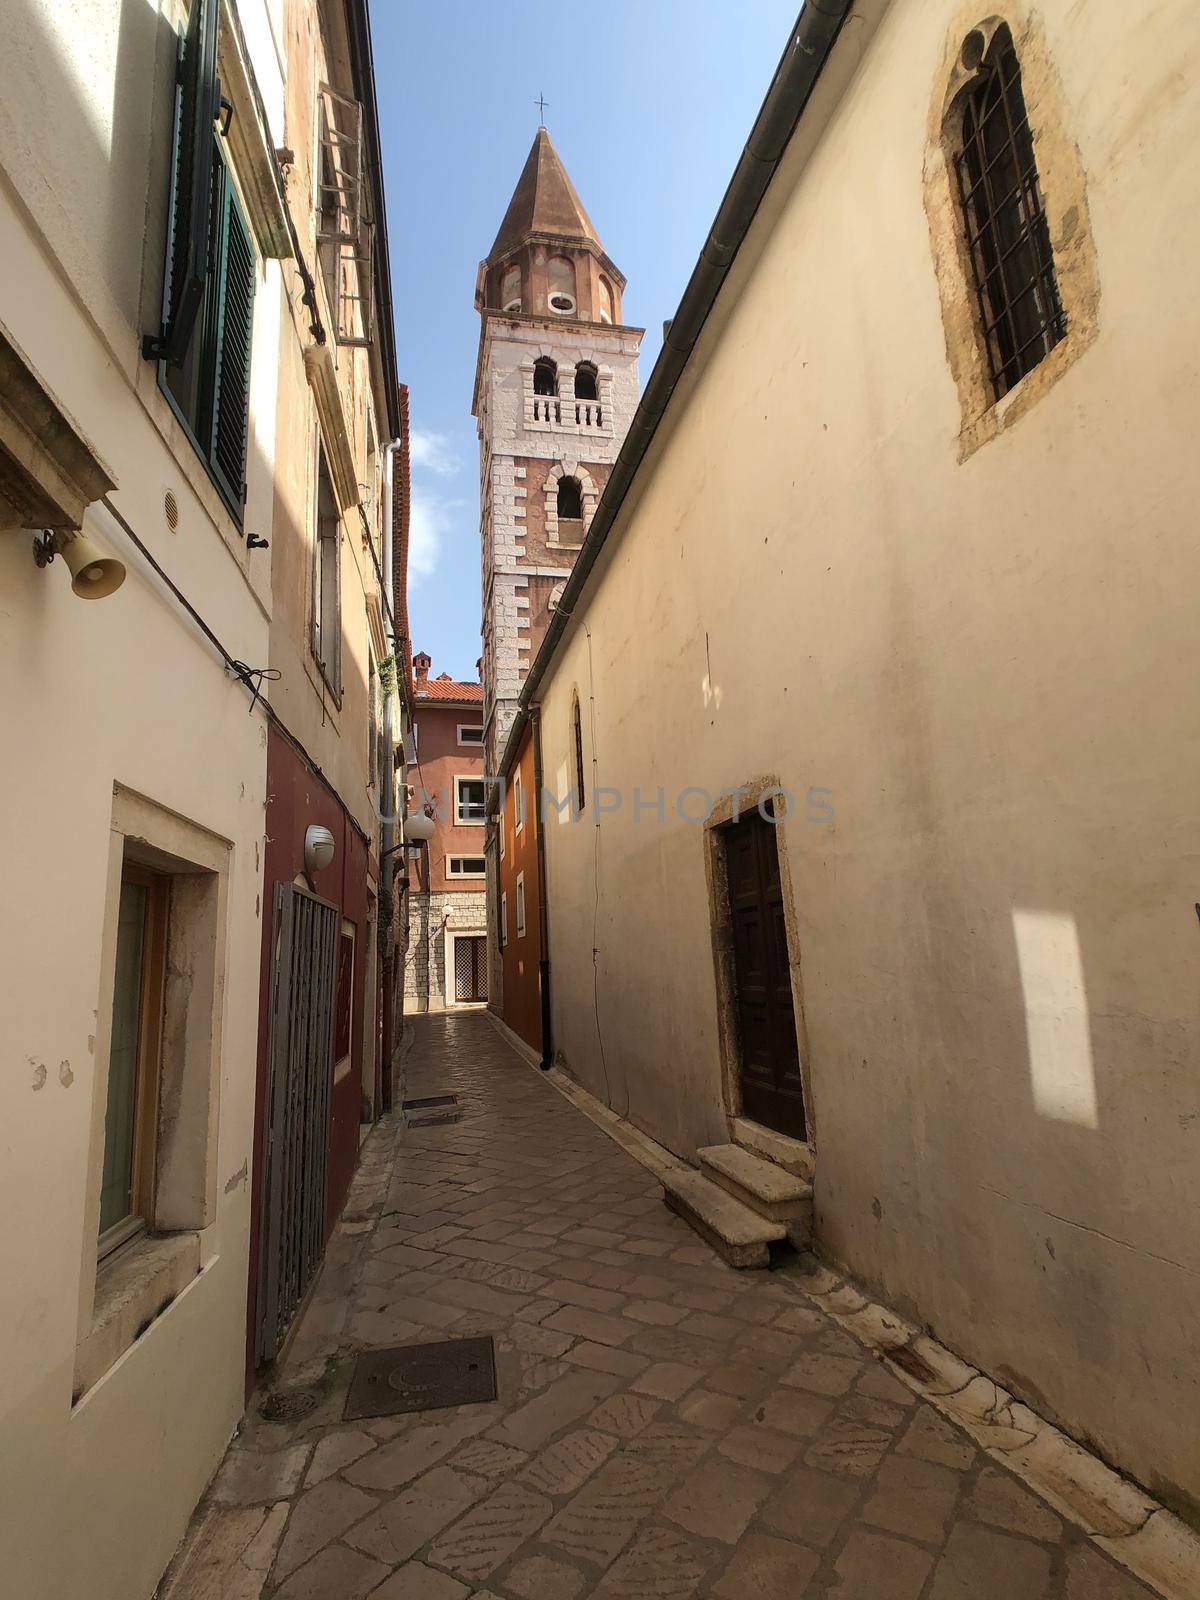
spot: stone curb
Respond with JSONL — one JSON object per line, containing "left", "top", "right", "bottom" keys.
{"left": 787, "top": 1256, "right": 1200, "bottom": 1600}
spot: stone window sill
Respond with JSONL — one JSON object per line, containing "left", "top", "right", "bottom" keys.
{"left": 74, "top": 1231, "right": 201, "bottom": 1404}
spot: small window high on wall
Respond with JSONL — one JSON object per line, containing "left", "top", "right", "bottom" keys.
{"left": 574, "top": 362, "right": 598, "bottom": 400}
{"left": 952, "top": 24, "right": 1065, "bottom": 401}
{"left": 533, "top": 357, "right": 557, "bottom": 397}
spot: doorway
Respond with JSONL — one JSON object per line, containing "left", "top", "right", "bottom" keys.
{"left": 720, "top": 810, "right": 807, "bottom": 1138}
{"left": 257, "top": 884, "right": 339, "bottom": 1365}
{"left": 453, "top": 934, "right": 489, "bottom": 1004}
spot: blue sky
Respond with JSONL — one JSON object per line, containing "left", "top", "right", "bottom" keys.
{"left": 371, "top": 0, "right": 800, "bottom": 682}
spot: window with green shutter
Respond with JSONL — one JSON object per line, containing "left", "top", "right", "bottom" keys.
{"left": 149, "top": 6, "right": 256, "bottom": 526}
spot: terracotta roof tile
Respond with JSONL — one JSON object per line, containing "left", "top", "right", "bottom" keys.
{"left": 415, "top": 675, "right": 483, "bottom": 704}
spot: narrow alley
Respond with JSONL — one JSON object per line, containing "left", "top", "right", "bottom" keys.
{"left": 166, "top": 1013, "right": 1155, "bottom": 1600}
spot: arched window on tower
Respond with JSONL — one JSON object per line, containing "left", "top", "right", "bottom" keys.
{"left": 500, "top": 263, "right": 521, "bottom": 313}
{"left": 533, "top": 357, "right": 557, "bottom": 396}
{"left": 557, "top": 475, "right": 583, "bottom": 521}
{"left": 547, "top": 256, "right": 577, "bottom": 316}
{"left": 574, "top": 362, "right": 598, "bottom": 400}
{"left": 598, "top": 275, "right": 615, "bottom": 325}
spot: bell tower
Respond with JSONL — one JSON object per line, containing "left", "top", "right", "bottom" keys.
{"left": 472, "top": 126, "right": 643, "bottom": 774}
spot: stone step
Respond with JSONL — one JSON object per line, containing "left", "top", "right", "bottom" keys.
{"left": 731, "top": 1116, "right": 814, "bottom": 1181}
{"left": 662, "top": 1168, "right": 785, "bottom": 1269}
{"left": 697, "top": 1144, "right": 812, "bottom": 1224}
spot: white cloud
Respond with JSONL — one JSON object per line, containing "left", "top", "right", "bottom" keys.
{"left": 408, "top": 485, "right": 454, "bottom": 582}
{"left": 409, "top": 428, "right": 459, "bottom": 477}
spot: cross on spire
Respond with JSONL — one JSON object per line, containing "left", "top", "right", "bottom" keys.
{"left": 535, "top": 92, "right": 549, "bottom": 127}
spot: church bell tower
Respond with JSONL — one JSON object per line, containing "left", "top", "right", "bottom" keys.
{"left": 472, "top": 125, "right": 643, "bottom": 774}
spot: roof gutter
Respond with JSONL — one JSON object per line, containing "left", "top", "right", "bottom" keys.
{"left": 346, "top": 0, "right": 402, "bottom": 440}
{"left": 503, "top": 0, "right": 853, "bottom": 768}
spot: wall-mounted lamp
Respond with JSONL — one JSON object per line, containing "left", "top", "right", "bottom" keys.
{"left": 304, "top": 824, "right": 335, "bottom": 876}
{"left": 33, "top": 529, "right": 126, "bottom": 599}
{"left": 403, "top": 811, "right": 436, "bottom": 843}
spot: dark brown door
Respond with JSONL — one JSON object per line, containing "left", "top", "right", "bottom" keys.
{"left": 723, "top": 812, "right": 807, "bottom": 1138}
{"left": 454, "top": 936, "right": 488, "bottom": 1003}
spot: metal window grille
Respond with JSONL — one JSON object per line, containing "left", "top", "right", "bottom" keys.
{"left": 257, "top": 885, "right": 339, "bottom": 1363}
{"left": 953, "top": 29, "right": 1066, "bottom": 402}
{"left": 316, "top": 84, "right": 374, "bottom": 347}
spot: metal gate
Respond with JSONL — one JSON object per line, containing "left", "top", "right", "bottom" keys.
{"left": 453, "top": 935, "right": 488, "bottom": 1004}
{"left": 257, "top": 883, "right": 339, "bottom": 1364}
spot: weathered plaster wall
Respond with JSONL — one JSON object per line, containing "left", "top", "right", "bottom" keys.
{"left": 0, "top": 4, "right": 282, "bottom": 1594}
{"left": 536, "top": 0, "right": 1200, "bottom": 1517}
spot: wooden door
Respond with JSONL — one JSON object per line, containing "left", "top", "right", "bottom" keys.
{"left": 723, "top": 813, "right": 807, "bottom": 1138}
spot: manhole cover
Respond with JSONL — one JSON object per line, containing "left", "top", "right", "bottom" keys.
{"left": 259, "top": 1387, "right": 320, "bottom": 1423}
{"left": 345, "top": 1336, "right": 497, "bottom": 1421}
{"left": 402, "top": 1094, "right": 457, "bottom": 1110}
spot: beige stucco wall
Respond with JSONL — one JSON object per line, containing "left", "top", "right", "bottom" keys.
{"left": 264, "top": 0, "right": 393, "bottom": 836}
{"left": 536, "top": 0, "right": 1200, "bottom": 1518}
{"left": 0, "top": 2, "right": 286, "bottom": 1595}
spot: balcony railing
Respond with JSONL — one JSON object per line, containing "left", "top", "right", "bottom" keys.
{"left": 529, "top": 394, "right": 608, "bottom": 431}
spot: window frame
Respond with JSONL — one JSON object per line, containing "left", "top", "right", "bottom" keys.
{"left": 516, "top": 870, "right": 527, "bottom": 939}
{"left": 98, "top": 863, "right": 170, "bottom": 1262}
{"left": 950, "top": 24, "right": 1065, "bottom": 404}
{"left": 513, "top": 770, "right": 525, "bottom": 836}
{"left": 447, "top": 855, "right": 487, "bottom": 879}
{"left": 501, "top": 890, "right": 508, "bottom": 947}
{"left": 311, "top": 439, "right": 344, "bottom": 702}
{"left": 457, "top": 723, "right": 484, "bottom": 747}
{"left": 454, "top": 775, "right": 486, "bottom": 827}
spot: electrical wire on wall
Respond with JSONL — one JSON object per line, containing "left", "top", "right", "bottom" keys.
{"left": 98, "top": 493, "right": 368, "bottom": 847}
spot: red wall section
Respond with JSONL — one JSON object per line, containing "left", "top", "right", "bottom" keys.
{"left": 247, "top": 727, "right": 371, "bottom": 1387}
{"left": 499, "top": 722, "right": 542, "bottom": 1054}
{"left": 408, "top": 701, "right": 485, "bottom": 894}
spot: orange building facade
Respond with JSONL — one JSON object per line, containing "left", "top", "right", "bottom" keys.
{"left": 403, "top": 654, "right": 489, "bottom": 1009}
{"left": 496, "top": 718, "right": 545, "bottom": 1058}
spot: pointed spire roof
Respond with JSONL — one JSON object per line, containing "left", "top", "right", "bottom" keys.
{"left": 488, "top": 129, "right": 601, "bottom": 264}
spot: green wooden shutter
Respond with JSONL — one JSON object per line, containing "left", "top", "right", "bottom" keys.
{"left": 209, "top": 181, "right": 256, "bottom": 516}
{"left": 144, "top": 0, "right": 220, "bottom": 364}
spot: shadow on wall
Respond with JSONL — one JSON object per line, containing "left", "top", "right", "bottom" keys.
{"left": 868, "top": 506, "right": 1198, "bottom": 1518}
{"left": 3, "top": 0, "right": 177, "bottom": 336}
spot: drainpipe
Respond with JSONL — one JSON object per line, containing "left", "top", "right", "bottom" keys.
{"left": 379, "top": 438, "right": 401, "bottom": 1113}
{"left": 530, "top": 707, "right": 553, "bottom": 1071}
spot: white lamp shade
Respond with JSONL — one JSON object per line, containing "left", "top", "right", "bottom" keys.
{"left": 304, "top": 824, "right": 336, "bottom": 874}
{"left": 403, "top": 811, "right": 436, "bottom": 843}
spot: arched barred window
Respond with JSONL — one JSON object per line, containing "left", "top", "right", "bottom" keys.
{"left": 950, "top": 23, "right": 1065, "bottom": 401}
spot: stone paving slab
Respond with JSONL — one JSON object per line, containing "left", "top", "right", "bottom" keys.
{"left": 165, "top": 1011, "right": 1163, "bottom": 1600}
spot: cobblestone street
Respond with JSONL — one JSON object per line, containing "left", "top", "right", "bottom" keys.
{"left": 170, "top": 1012, "right": 1159, "bottom": 1600}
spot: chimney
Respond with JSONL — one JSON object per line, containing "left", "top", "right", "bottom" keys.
{"left": 413, "top": 651, "right": 430, "bottom": 684}
{"left": 476, "top": 656, "right": 483, "bottom": 682}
